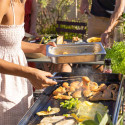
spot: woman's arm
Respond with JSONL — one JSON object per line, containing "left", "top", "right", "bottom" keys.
{"left": 21, "top": 41, "right": 56, "bottom": 55}
{"left": 80, "top": 0, "right": 89, "bottom": 14}
{"left": 105, "top": 0, "right": 125, "bottom": 33}
{"left": 101, "top": 0, "right": 125, "bottom": 46}
{"left": 0, "top": 0, "right": 10, "bottom": 23}
{"left": 0, "top": 0, "right": 57, "bottom": 89}
{"left": 0, "top": 59, "right": 57, "bottom": 89}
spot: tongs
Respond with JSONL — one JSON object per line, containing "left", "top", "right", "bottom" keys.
{"left": 48, "top": 76, "right": 82, "bottom": 82}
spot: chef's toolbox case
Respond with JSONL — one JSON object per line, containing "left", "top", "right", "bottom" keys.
{"left": 18, "top": 72, "right": 125, "bottom": 125}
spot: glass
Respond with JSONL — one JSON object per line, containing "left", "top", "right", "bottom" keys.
{"left": 103, "top": 65, "right": 112, "bottom": 73}
{"left": 113, "top": 26, "right": 124, "bottom": 42}
{"left": 103, "top": 59, "right": 112, "bottom": 73}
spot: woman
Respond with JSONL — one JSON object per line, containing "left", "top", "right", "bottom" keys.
{"left": 0, "top": 0, "right": 57, "bottom": 124}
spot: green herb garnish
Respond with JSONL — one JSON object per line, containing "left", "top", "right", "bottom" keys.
{"left": 47, "top": 106, "right": 52, "bottom": 112}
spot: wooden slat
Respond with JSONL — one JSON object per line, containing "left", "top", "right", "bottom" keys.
{"left": 56, "top": 28, "right": 86, "bottom": 34}
{"left": 57, "top": 21, "right": 87, "bottom": 26}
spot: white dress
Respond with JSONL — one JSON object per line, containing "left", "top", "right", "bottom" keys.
{"left": 0, "top": 1, "right": 33, "bottom": 125}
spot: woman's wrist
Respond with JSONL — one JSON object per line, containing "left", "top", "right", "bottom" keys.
{"left": 21, "top": 66, "right": 35, "bottom": 79}
{"left": 37, "top": 44, "right": 45, "bottom": 54}
{"left": 104, "top": 30, "right": 111, "bottom": 34}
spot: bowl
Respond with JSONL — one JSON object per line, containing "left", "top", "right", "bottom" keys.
{"left": 87, "top": 37, "right": 101, "bottom": 43}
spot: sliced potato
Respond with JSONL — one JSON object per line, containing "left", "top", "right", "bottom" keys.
{"left": 36, "top": 108, "right": 60, "bottom": 116}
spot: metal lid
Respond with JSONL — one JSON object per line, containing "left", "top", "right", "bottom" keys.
{"left": 104, "top": 59, "right": 111, "bottom": 65}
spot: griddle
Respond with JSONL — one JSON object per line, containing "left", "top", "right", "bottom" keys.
{"left": 18, "top": 72, "right": 124, "bottom": 125}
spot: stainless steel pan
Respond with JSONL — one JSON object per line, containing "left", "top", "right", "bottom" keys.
{"left": 46, "top": 42, "right": 106, "bottom": 63}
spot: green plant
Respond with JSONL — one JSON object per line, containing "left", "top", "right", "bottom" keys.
{"left": 120, "top": 13, "right": 125, "bottom": 34}
{"left": 105, "top": 41, "right": 125, "bottom": 74}
{"left": 37, "top": 0, "right": 75, "bottom": 33}
{"left": 36, "top": 0, "right": 88, "bottom": 39}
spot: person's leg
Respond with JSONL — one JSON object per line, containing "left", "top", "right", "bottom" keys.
{"left": 58, "top": 64, "right": 72, "bottom": 72}
{"left": 41, "top": 63, "right": 72, "bottom": 73}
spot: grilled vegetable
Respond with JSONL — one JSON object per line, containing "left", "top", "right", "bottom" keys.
{"left": 47, "top": 106, "right": 52, "bottom": 112}
{"left": 63, "top": 114, "right": 71, "bottom": 117}
{"left": 76, "top": 101, "right": 108, "bottom": 122}
{"left": 36, "top": 107, "right": 60, "bottom": 116}
{"left": 60, "top": 98, "right": 80, "bottom": 110}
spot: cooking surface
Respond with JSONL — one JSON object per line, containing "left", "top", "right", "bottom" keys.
{"left": 18, "top": 72, "right": 124, "bottom": 125}
{"left": 44, "top": 72, "right": 121, "bottom": 115}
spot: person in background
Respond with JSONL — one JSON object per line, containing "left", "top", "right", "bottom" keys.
{"left": 24, "top": 0, "right": 38, "bottom": 68}
{"left": 24, "top": 0, "right": 72, "bottom": 75}
{"left": 0, "top": 0, "right": 57, "bottom": 124}
{"left": 80, "top": 0, "right": 125, "bottom": 47}
{"left": 24, "top": 0, "right": 72, "bottom": 73}
{"left": 24, "top": 0, "right": 38, "bottom": 36}
{"left": 80, "top": 0, "right": 125, "bottom": 72}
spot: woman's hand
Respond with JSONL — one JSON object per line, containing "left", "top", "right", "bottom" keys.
{"left": 101, "top": 32, "right": 110, "bottom": 48}
{"left": 80, "top": 0, "right": 89, "bottom": 14}
{"left": 39, "top": 42, "right": 57, "bottom": 55}
{"left": 29, "top": 30, "right": 38, "bottom": 37}
{"left": 27, "top": 68, "right": 57, "bottom": 89}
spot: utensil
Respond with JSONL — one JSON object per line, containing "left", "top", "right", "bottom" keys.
{"left": 49, "top": 76, "right": 83, "bottom": 79}
{"left": 25, "top": 32, "right": 35, "bottom": 38}
{"left": 47, "top": 42, "right": 106, "bottom": 64}
{"left": 48, "top": 76, "right": 82, "bottom": 82}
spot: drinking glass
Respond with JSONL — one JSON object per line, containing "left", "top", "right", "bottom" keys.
{"left": 113, "top": 26, "right": 124, "bottom": 42}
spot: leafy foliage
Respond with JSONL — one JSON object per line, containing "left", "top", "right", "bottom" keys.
{"left": 36, "top": 0, "right": 87, "bottom": 39}
{"left": 122, "top": 13, "right": 125, "bottom": 18}
{"left": 38, "top": 0, "right": 50, "bottom": 8}
{"left": 105, "top": 41, "right": 125, "bottom": 74}
{"left": 119, "top": 13, "right": 125, "bottom": 34}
